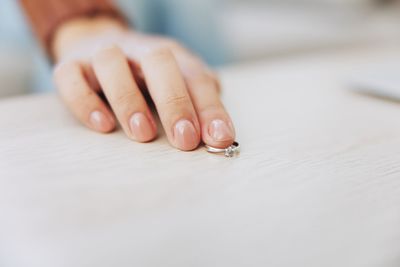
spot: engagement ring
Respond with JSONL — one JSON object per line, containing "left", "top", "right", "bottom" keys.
{"left": 206, "top": 141, "right": 240, "bottom": 157}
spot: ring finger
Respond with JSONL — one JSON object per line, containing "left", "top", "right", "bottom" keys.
{"left": 140, "top": 47, "right": 201, "bottom": 151}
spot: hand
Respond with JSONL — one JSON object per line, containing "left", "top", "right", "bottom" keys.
{"left": 53, "top": 17, "right": 235, "bottom": 151}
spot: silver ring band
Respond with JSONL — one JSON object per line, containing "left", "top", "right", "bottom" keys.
{"left": 206, "top": 141, "right": 240, "bottom": 157}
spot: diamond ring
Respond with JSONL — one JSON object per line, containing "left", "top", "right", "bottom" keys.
{"left": 205, "top": 141, "right": 240, "bottom": 157}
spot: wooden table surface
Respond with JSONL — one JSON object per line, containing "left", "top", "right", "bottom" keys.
{"left": 1, "top": 45, "right": 400, "bottom": 267}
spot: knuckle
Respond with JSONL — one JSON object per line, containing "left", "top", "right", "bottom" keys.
{"left": 113, "top": 90, "right": 141, "bottom": 107}
{"left": 208, "top": 70, "right": 220, "bottom": 82}
{"left": 70, "top": 89, "right": 95, "bottom": 104}
{"left": 199, "top": 104, "right": 222, "bottom": 115}
{"left": 53, "top": 60, "right": 78, "bottom": 80}
{"left": 189, "top": 72, "right": 220, "bottom": 89}
{"left": 201, "top": 101, "right": 219, "bottom": 110}
{"left": 202, "top": 69, "right": 220, "bottom": 83}
{"left": 162, "top": 39, "right": 181, "bottom": 50}
{"left": 142, "top": 46, "right": 174, "bottom": 63}
{"left": 163, "top": 94, "right": 190, "bottom": 107}
{"left": 207, "top": 73, "right": 220, "bottom": 86}
{"left": 92, "top": 44, "right": 122, "bottom": 62}
{"left": 211, "top": 75, "right": 222, "bottom": 92}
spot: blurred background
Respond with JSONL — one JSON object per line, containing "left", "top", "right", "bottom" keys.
{"left": 1, "top": 0, "right": 400, "bottom": 98}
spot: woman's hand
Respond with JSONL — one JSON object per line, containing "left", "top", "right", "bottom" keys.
{"left": 53, "top": 17, "right": 235, "bottom": 151}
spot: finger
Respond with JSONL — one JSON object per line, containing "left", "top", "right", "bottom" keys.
{"left": 81, "top": 64, "right": 101, "bottom": 93}
{"left": 140, "top": 47, "right": 201, "bottom": 151}
{"left": 92, "top": 46, "right": 157, "bottom": 143}
{"left": 186, "top": 70, "right": 236, "bottom": 148}
{"left": 53, "top": 61, "right": 116, "bottom": 133}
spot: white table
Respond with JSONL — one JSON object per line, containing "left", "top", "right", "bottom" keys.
{"left": 1, "top": 45, "right": 400, "bottom": 267}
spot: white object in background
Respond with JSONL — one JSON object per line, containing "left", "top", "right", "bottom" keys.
{"left": 349, "top": 63, "right": 400, "bottom": 101}
{"left": 0, "top": 44, "right": 33, "bottom": 98}
{"left": 220, "top": 2, "right": 400, "bottom": 61}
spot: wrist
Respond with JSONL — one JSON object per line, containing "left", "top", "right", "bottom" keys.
{"left": 52, "top": 16, "right": 127, "bottom": 61}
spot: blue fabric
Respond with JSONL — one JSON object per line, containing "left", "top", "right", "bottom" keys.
{"left": 0, "top": 0, "right": 225, "bottom": 94}
{"left": 117, "top": 0, "right": 226, "bottom": 65}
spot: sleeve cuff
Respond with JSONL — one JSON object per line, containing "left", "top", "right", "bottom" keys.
{"left": 19, "top": 0, "right": 128, "bottom": 58}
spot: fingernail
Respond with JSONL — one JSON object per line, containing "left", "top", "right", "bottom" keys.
{"left": 90, "top": 110, "right": 113, "bottom": 132}
{"left": 174, "top": 119, "right": 199, "bottom": 150}
{"left": 209, "top": 119, "right": 234, "bottom": 142}
{"left": 129, "top": 112, "right": 155, "bottom": 142}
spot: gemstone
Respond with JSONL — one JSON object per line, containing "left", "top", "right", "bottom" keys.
{"left": 225, "top": 146, "right": 235, "bottom": 157}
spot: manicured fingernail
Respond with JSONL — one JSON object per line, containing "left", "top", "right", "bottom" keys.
{"left": 129, "top": 112, "right": 155, "bottom": 142}
{"left": 90, "top": 110, "right": 114, "bottom": 132}
{"left": 209, "top": 119, "right": 234, "bottom": 142}
{"left": 174, "top": 119, "right": 199, "bottom": 150}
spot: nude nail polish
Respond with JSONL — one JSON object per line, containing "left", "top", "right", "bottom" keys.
{"left": 90, "top": 111, "right": 113, "bottom": 132}
{"left": 129, "top": 113, "right": 154, "bottom": 142}
{"left": 209, "top": 119, "right": 234, "bottom": 142}
{"left": 174, "top": 119, "right": 199, "bottom": 150}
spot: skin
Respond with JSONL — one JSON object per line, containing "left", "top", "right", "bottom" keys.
{"left": 52, "top": 16, "right": 235, "bottom": 151}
